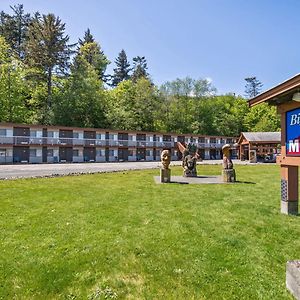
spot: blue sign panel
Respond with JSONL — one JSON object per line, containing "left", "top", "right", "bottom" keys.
{"left": 286, "top": 107, "right": 300, "bottom": 156}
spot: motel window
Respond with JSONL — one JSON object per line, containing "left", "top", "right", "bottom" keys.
{"left": 198, "top": 137, "right": 205, "bottom": 143}
{"left": 0, "top": 129, "right": 6, "bottom": 136}
{"left": 109, "top": 150, "right": 114, "bottom": 156}
{"left": 146, "top": 136, "right": 152, "bottom": 142}
{"left": 73, "top": 150, "right": 79, "bottom": 157}
{"left": 30, "top": 130, "right": 37, "bottom": 137}
{"left": 137, "top": 134, "right": 146, "bottom": 141}
{"left": 96, "top": 149, "right": 105, "bottom": 156}
{"left": 210, "top": 138, "right": 216, "bottom": 143}
{"left": 128, "top": 150, "right": 134, "bottom": 156}
{"left": 47, "top": 131, "right": 54, "bottom": 138}
{"left": 128, "top": 135, "right": 134, "bottom": 141}
{"left": 29, "top": 149, "right": 37, "bottom": 157}
{"left": 47, "top": 149, "right": 54, "bottom": 157}
{"left": 227, "top": 138, "right": 233, "bottom": 144}
{"left": 163, "top": 135, "right": 171, "bottom": 142}
{"left": 146, "top": 150, "right": 152, "bottom": 156}
{"left": 73, "top": 132, "right": 79, "bottom": 139}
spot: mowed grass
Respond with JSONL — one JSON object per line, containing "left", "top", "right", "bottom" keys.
{"left": 0, "top": 165, "right": 299, "bottom": 299}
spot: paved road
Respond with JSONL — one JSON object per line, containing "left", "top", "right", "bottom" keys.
{"left": 0, "top": 159, "right": 264, "bottom": 180}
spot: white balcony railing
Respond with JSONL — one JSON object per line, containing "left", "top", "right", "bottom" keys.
{"left": 0, "top": 136, "right": 235, "bottom": 149}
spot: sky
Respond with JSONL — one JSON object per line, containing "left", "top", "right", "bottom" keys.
{"left": 1, "top": 0, "right": 300, "bottom": 95}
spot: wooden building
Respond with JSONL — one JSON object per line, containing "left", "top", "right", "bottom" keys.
{"left": 237, "top": 132, "right": 281, "bottom": 162}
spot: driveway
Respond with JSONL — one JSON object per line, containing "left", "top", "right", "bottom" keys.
{"left": 0, "top": 159, "right": 263, "bottom": 180}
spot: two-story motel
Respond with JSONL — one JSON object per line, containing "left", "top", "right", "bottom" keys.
{"left": 0, "top": 123, "right": 237, "bottom": 164}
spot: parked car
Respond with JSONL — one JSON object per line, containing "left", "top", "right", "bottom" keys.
{"left": 264, "top": 154, "right": 276, "bottom": 163}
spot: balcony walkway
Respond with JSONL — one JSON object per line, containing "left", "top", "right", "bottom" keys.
{"left": 0, "top": 160, "right": 260, "bottom": 180}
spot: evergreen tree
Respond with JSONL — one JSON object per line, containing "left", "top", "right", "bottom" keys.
{"left": 77, "top": 41, "right": 110, "bottom": 81}
{"left": 0, "top": 36, "right": 29, "bottom": 122}
{"left": 54, "top": 54, "right": 107, "bottom": 128}
{"left": 244, "top": 77, "right": 263, "bottom": 98}
{"left": 111, "top": 49, "right": 131, "bottom": 87}
{"left": 25, "top": 13, "right": 73, "bottom": 124}
{"left": 0, "top": 4, "right": 31, "bottom": 60}
{"left": 131, "top": 56, "right": 148, "bottom": 81}
{"left": 78, "top": 28, "right": 95, "bottom": 46}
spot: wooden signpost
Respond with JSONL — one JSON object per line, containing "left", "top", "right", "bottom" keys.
{"left": 249, "top": 74, "right": 300, "bottom": 215}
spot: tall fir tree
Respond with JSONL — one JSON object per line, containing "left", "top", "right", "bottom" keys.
{"left": 76, "top": 41, "right": 110, "bottom": 81}
{"left": 244, "top": 77, "right": 263, "bottom": 99}
{"left": 111, "top": 49, "right": 131, "bottom": 87}
{"left": 131, "top": 56, "right": 148, "bottom": 81}
{"left": 78, "top": 28, "right": 95, "bottom": 46}
{"left": 0, "top": 4, "right": 31, "bottom": 60}
{"left": 54, "top": 52, "right": 107, "bottom": 128}
{"left": 25, "top": 13, "right": 73, "bottom": 124}
{"left": 0, "top": 36, "right": 29, "bottom": 123}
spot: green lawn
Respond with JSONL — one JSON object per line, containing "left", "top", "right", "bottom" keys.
{"left": 0, "top": 165, "right": 299, "bottom": 299}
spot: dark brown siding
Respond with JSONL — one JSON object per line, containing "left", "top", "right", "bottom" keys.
{"left": 137, "top": 148, "right": 146, "bottom": 160}
{"left": 137, "top": 134, "right": 146, "bottom": 141}
{"left": 59, "top": 147, "right": 73, "bottom": 162}
{"left": 59, "top": 130, "right": 73, "bottom": 138}
{"left": 42, "top": 146, "right": 47, "bottom": 162}
{"left": 163, "top": 135, "right": 171, "bottom": 142}
{"left": 118, "top": 148, "right": 128, "bottom": 161}
{"left": 83, "top": 147, "right": 96, "bottom": 162}
{"left": 105, "top": 147, "right": 109, "bottom": 162}
{"left": 118, "top": 133, "right": 128, "bottom": 140}
{"left": 13, "top": 146, "right": 29, "bottom": 162}
{"left": 198, "top": 149, "right": 205, "bottom": 160}
{"left": 84, "top": 131, "right": 96, "bottom": 139}
{"left": 13, "top": 127, "right": 30, "bottom": 136}
{"left": 178, "top": 136, "right": 185, "bottom": 143}
{"left": 153, "top": 148, "right": 157, "bottom": 160}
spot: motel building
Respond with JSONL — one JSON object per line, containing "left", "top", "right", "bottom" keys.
{"left": 0, "top": 123, "right": 237, "bottom": 164}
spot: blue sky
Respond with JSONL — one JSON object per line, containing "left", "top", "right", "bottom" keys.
{"left": 1, "top": 0, "right": 300, "bottom": 95}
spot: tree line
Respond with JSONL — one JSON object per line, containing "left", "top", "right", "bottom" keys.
{"left": 0, "top": 4, "right": 280, "bottom": 136}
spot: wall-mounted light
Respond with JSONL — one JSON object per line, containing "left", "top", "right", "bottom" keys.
{"left": 292, "top": 92, "right": 300, "bottom": 102}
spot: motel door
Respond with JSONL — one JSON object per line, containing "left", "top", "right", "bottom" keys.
{"left": 59, "top": 147, "right": 72, "bottom": 162}
{"left": 83, "top": 147, "right": 96, "bottom": 162}
{"left": 118, "top": 148, "right": 128, "bottom": 161}
{"left": 210, "top": 149, "right": 217, "bottom": 159}
{"left": 198, "top": 149, "right": 205, "bottom": 160}
{"left": 137, "top": 148, "right": 146, "bottom": 161}
{"left": 13, "top": 146, "right": 29, "bottom": 163}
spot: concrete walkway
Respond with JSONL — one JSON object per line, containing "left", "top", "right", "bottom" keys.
{"left": 0, "top": 159, "right": 268, "bottom": 180}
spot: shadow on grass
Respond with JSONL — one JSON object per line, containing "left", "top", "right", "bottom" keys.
{"left": 235, "top": 180, "right": 256, "bottom": 184}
